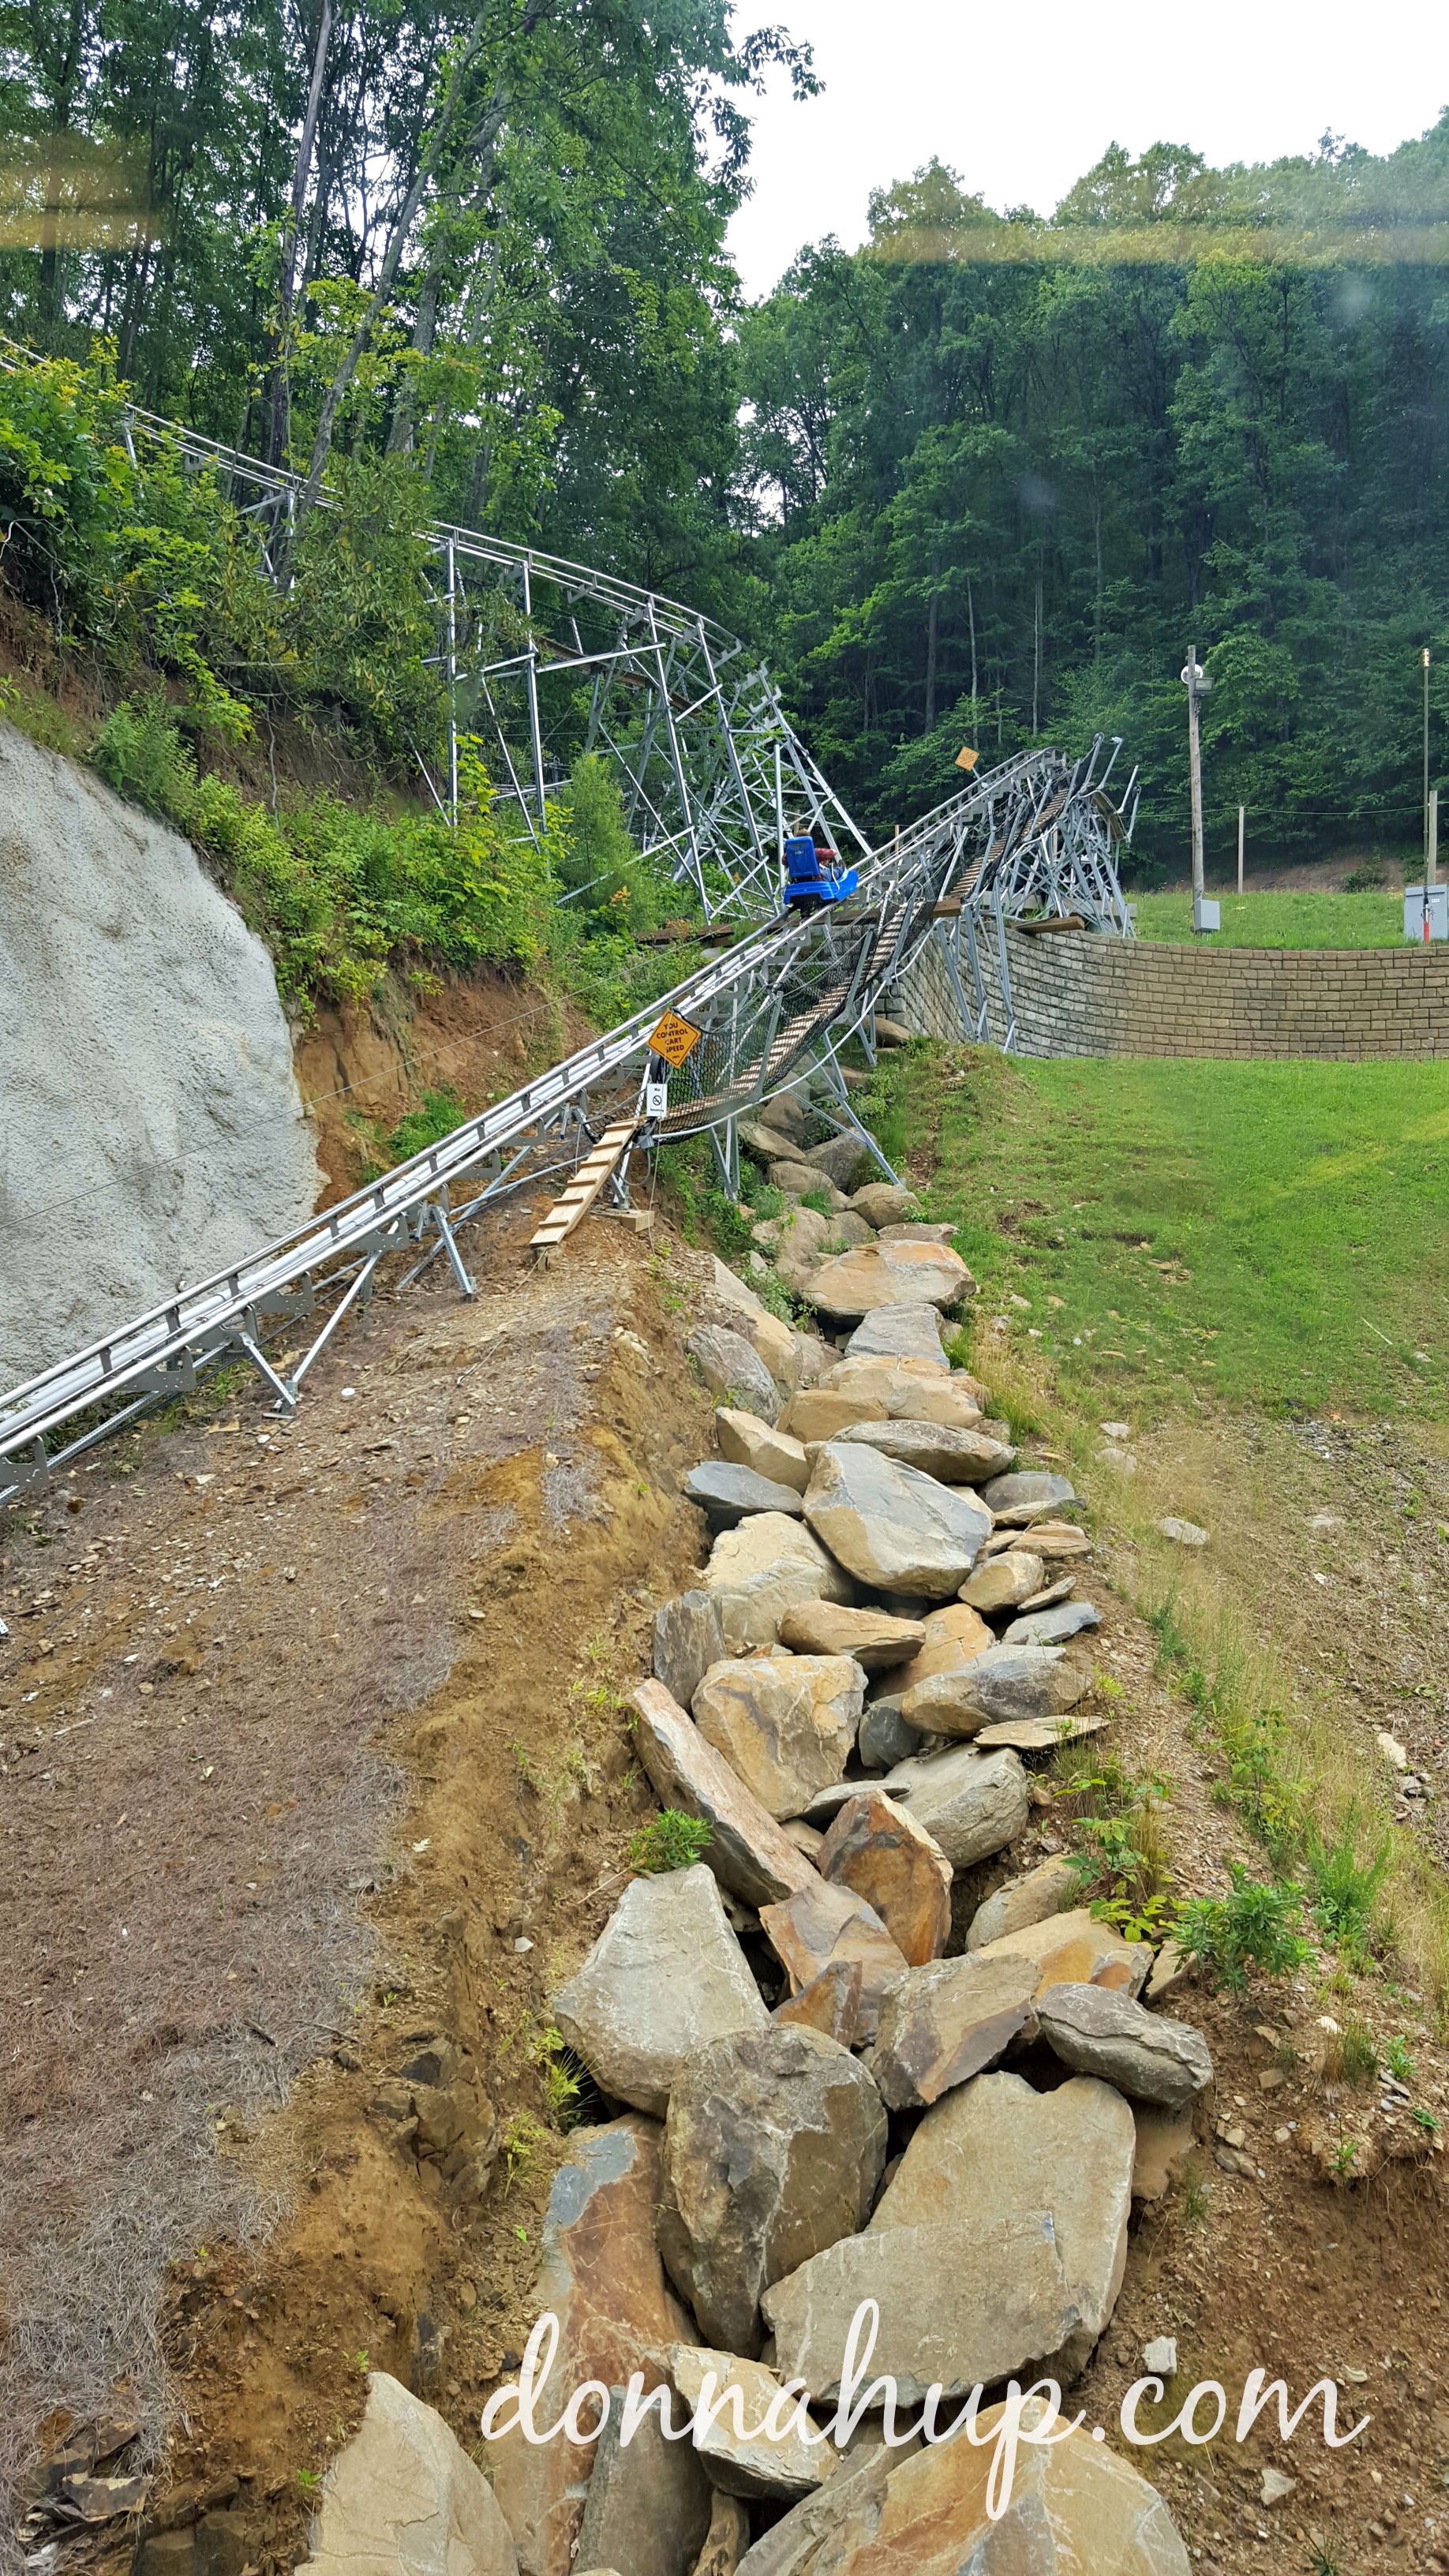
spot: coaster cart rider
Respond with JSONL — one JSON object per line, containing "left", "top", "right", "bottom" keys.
{"left": 782, "top": 824, "right": 859, "bottom": 915}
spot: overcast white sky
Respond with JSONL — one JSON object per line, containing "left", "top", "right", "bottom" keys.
{"left": 728, "top": 0, "right": 1449, "bottom": 298}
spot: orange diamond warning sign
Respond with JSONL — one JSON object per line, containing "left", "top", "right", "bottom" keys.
{"left": 648, "top": 1009, "right": 703, "bottom": 1069}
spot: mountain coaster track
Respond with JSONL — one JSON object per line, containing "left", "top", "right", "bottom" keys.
{"left": 0, "top": 350, "right": 1137, "bottom": 1501}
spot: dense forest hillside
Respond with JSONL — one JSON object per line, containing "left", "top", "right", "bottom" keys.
{"left": 2, "top": 0, "right": 1447, "bottom": 864}
{"left": 740, "top": 132, "right": 1449, "bottom": 859}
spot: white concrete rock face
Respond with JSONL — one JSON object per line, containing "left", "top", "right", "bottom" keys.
{"left": 0, "top": 724, "right": 320, "bottom": 1383}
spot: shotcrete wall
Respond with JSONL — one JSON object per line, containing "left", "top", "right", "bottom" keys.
{"left": 0, "top": 724, "right": 320, "bottom": 1386}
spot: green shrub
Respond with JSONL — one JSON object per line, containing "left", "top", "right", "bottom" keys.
{"left": 93, "top": 692, "right": 198, "bottom": 813}
{"left": 629, "top": 1810, "right": 713, "bottom": 1874}
{"left": 384, "top": 1088, "right": 468, "bottom": 1164}
{"left": 1174, "top": 1863, "right": 1312, "bottom": 1991}
{"left": 89, "top": 699, "right": 553, "bottom": 1008}
{"left": 1307, "top": 1807, "right": 1392, "bottom": 1968}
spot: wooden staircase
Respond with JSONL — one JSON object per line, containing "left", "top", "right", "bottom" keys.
{"left": 528, "top": 1121, "right": 639, "bottom": 1249}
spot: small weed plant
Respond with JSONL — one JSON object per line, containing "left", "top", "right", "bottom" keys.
{"left": 1174, "top": 1864, "right": 1312, "bottom": 1991}
{"left": 629, "top": 1810, "right": 713, "bottom": 1874}
{"left": 1383, "top": 2032, "right": 1416, "bottom": 2084}
{"left": 1307, "top": 1807, "right": 1391, "bottom": 1968}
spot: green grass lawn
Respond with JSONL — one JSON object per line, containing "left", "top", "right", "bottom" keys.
{"left": 874, "top": 1047, "right": 1449, "bottom": 1420}
{"left": 1131, "top": 890, "right": 1408, "bottom": 947}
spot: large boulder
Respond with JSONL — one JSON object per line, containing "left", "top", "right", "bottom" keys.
{"left": 1010, "top": 1518, "right": 1093, "bottom": 1560}
{"left": 303, "top": 2371, "right": 518, "bottom": 2576}
{"left": 855, "top": 1697, "right": 922, "bottom": 1774}
{"left": 1035, "top": 1983, "right": 1215, "bottom": 2111}
{"left": 759, "top": 1878, "right": 908, "bottom": 2042}
{"left": 715, "top": 1410, "right": 811, "bottom": 1494}
{"left": 739, "top": 1117, "right": 802, "bottom": 1164}
{"left": 871, "top": 2069, "right": 1136, "bottom": 2372}
{"left": 703, "top": 1514, "right": 852, "bottom": 1650}
{"left": 867, "top": 1951, "right": 1040, "bottom": 2110}
{"left": 849, "top": 1182, "right": 919, "bottom": 1227}
{"left": 629, "top": 1682, "right": 816, "bottom": 1909}
{"left": 960, "top": 1549, "right": 1046, "bottom": 1613}
{"left": 571, "top": 2386, "right": 712, "bottom": 2576}
{"left": 879, "top": 1742, "right": 1030, "bottom": 1866}
{"left": 691, "top": 2492, "right": 751, "bottom": 2576}
{"left": 816, "top": 1789, "right": 952, "bottom": 1967}
{"left": 1002, "top": 1598, "right": 1102, "bottom": 1646}
{"left": 803, "top": 1444, "right": 991, "bottom": 1598}
{"left": 657, "top": 2024, "right": 886, "bottom": 2355}
{"left": 692, "top": 1655, "right": 864, "bottom": 1820}
{"left": 687, "top": 1326, "right": 781, "bottom": 1425}
{"left": 766, "top": 1159, "right": 848, "bottom": 1210}
{"left": 759, "top": 1084, "right": 812, "bottom": 1145}
{"left": 734, "top": 2396, "right": 1191, "bottom": 2575}
{"left": 552, "top": 1867, "right": 766, "bottom": 2116}
{"left": 803, "top": 1130, "right": 874, "bottom": 1192}
{"left": 654, "top": 1591, "right": 728, "bottom": 1713}
{"left": 705, "top": 1264, "right": 801, "bottom": 1395}
{"left": 482, "top": 2118, "right": 695, "bottom": 2576}
{"left": 807, "top": 1241, "right": 975, "bottom": 1320}
{"left": 685, "top": 1462, "right": 806, "bottom": 1529}
{"left": 772, "top": 1959, "right": 862, "bottom": 2046}
{"left": 668, "top": 2349, "right": 839, "bottom": 2505}
{"left": 777, "top": 1601, "right": 923, "bottom": 1668}
{"left": 842, "top": 1304, "right": 948, "bottom": 1367}
{"left": 966, "top": 1854, "right": 1079, "bottom": 1950}
{"left": 974, "top": 1709, "right": 1104, "bottom": 1753}
{"left": 781, "top": 1387, "right": 883, "bottom": 1443}
{"left": 829, "top": 1417, "right": 1014, "bottom": 1484}
{"left": 755, "top": 1205, "right": 835, "bottom": 1294}
{"left": 762, "top": 2211, "right": 1077, "bottom": 2409}
{"left": 822, "top": 1352, "right": 985, "bottom": 1415}
{"left": 971, "top": 1904, "right": 1152, "bottom": 2000}
{"left": 1132, "top": 2105, "right": 1197, "bottom": 2206}
{"left": 900, "top": 1642, "right": 1086, "bottom": 1739}
{"left": 885, "top": 1600, "right": 993, "bottom": 1697}
{"left": 979, "top": 1470, "right": 1079, "bottom": 1525}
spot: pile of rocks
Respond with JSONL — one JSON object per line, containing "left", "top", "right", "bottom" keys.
{"left": 300, "top": 1180, "right": 1208, "bottom": 2576}
{"left": 480, "top": 1236, "right": 1204, "bottom": 2573}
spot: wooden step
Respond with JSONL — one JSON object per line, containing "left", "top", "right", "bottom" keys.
{"left": 528, "top": 1121, "right": 639, "bottom": 1248}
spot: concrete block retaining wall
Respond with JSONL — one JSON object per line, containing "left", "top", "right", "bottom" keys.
{"left": 894, "top": 924, "right": 1449, "bottom": 1060}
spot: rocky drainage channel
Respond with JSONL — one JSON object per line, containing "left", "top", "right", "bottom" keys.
{"left": 278, "top": 1205, "right": 1213, "bottom": 2575}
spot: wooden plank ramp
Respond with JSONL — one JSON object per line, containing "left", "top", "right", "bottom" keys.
{"left": 528, "top": 1121, "right": 639, "bottom": 1249}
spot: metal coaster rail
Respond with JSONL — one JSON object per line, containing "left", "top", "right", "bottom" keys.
{"left": 0, "top": 338, "right": 868, "bottom": 923}
{"left": 0, "top": 736, "right": 1136, "bottom": 1503}
{"left": 0, "top": 343, "right": 1136, "bottom": 1498}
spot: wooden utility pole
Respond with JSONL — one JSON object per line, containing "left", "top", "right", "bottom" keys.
{"left": 1237, "top": 803, "right": 1245, "bottom": 895}
{"left": 1425, "top": 647, "right": 1432, "bottom": 868}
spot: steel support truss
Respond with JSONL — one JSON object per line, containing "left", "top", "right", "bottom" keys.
{"left": 0, "top": 340, "right": 867, "bottom": 924}
{"left": 2, "top": 741, "right": 1136, "bottom": 1502}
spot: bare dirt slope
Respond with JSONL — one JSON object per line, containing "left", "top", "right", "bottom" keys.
{"left": 0, "top": 1203, "right": 715, "bottom": 2563}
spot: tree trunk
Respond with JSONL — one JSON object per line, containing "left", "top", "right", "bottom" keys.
{"left": 924, "top": 578, "right": 938, "bottom": 731}
{"left": 269, "top": 0, "right": 333, "bottom": 466}
{"left": 283, "top": 4, "right": 496, "bottom": 560}
{"left": 386, "top": 264, "right": 440, "bottom": 456}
